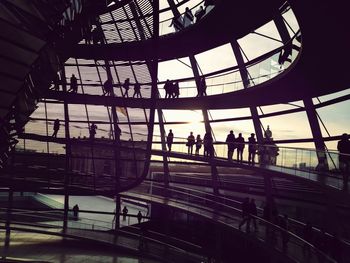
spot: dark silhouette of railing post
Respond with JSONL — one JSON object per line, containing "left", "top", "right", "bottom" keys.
{"left": 189, "top": 55, "right": 219, "bottom": 195}
{"left": 61, "top": 65, "right": 72, "bottom": 233}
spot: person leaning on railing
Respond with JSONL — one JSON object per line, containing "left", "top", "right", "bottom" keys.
{"left": 337, "top": 133, "right": 350, "bottom": 191}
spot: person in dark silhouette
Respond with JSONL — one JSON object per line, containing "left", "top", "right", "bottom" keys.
{"left": 89, "top": 123, "right": 97, "bottom": 140}
{"left": 248, "top": 133, "right": 257, "bottom": 165}
{"left": 172, "top": 81, "right": 180, "bottom": 98}
{"left": 72, "top": 204, "right": 79, "bottom": 220}
{"left": 248, "top": 198, "right": 258, "bottom": 231}
{"left": 278, "top": 42, "right": 293, "bottom": 68}
{"left": 123, "top": 78, "right": 130, "bottom": 97}
{"left": 236, "top": 133, "right": 245, "bottom": 163}
{"left": 226, "top": 130, "right": 235, "bottom": 161}
{"left": 133, "top": 82, "right": 142, "bottom": 98}
{"left": 195, "top": 6, "right": 205, "bottom": 23}
{"left": 122, "top": 206, "right": 128, "bottom": 221}
{"left": 302, "top": 221, "right": 313, "bottom": 259}
{"left": 164, "top": 79, "right": 172, "bottom": 98}
{"left": 69, "top": 74, "right": 78, "bottom": 93}
{"left": 167, "top": 129, "right": 174, "bottom": 151}
{"left": 195, "top": 134, "right": 203, "bottom": 155}
{"left": 183, "top": 7, "right": 194, "bottom": 27}
{"left": 239, "top": 197, "right": 250, "bottom": 232}
{"left": 187, "top": 132, "right": 195, "bottom": 155}
{"left": 203, "top": 132, "right": 213, "bottom": 157}
{"left": 103, "top": 78, "right": 113, "bottom": 96}
{"left": 52, "top": 119, "right": 60, "bottom": 138}
{"left": 279, "top": 214, "right": 289, "bottom": 253}
{"left": 337, "top": 133, "right": 350, "bottom": 191}
{"left": 197, "top": 77, "right": 207, "bottom": 96}
{"left": 53, "top": 73, "right": 60, "bottom": 91}
{"left": 137, "top": 211, "right": 143, "bottom": 224}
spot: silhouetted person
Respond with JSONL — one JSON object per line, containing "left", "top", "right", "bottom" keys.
{"left": 73, "top": 204, "right": 79, "bottom": 220}
{"left": 278, "top": 42, "right": 293, "bottom": 68}
{"left": 226, "top": 130, "right": 235, "bottom": 161}
{"left": 187, "top": 132, "right": 195, "bottom": 155}
{"left": 122, "top": 206, "right": 128, "bottom": 221}
{"left": 302, "top": 221, "right": 313, "bottom": 259}
{"left": 137, "top": 211, "right": 143, "bottom": 224}
{"left": 195, "top": 134, "right": 203, "bottom": 155}
{"left": 133, "top": 82, "right": 142, "bottom": 98}
{"left": 53, "top": 73, "right": 60, "bottom": 91}
{"left": 52, "top": 119, "right": 60, "bottom": 138}
{"left": 203, "top": 132, "right": 213, "bottom": 157}
{"left": 183, "top": 7, "right": 194, "bottom": 27}
{"left": 169, "top": 14, "right": 183, "bottom": 32}
{"left": 123, "top": 78, "right": 130, "bottom": 97}
{"left": 164, "top": 79, "right": 172, "bottom": 98}
{"left": 167, "top": 129, "right": 174, "bottom": 151}
{"left": 92, "top": 27, "right": 103, "bottom": 44}
{"left": 337, "top": 133, "right": 350, "bottom": 191}
{"left": 103, "top": 78, "right": 113, "bottom": 96}
{"left": 69, "top": 74, "right": 78, "bottom": 93}
{"left": 239, "top": 197, "right": 250, "bottom": 232}
{"left": 236, "top": 133, "right": 245, "bottom": 163}
{"left": 89, "top": 123, "right": 97, "bottom": 140}
{"left": 172, "top": 81, "right": 180, "bottom": 98}
{"left": 248, "top": 199, "right": 258, "bottom": 231}
{"left": 197, "top": 77, "right": 207, "bottom": 96}
{"left": 195, "top": 6, "right": 205, "bottom": 23}
{"left": 279, "top": 214, "right": 289, "bottom": 253}
{"left": 248, "top": 133, "right": 257, "bottom": 165}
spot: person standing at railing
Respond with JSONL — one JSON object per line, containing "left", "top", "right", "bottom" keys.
{"left": 89, "top": 123, "right": 97, "bottom": 140}
{"left": 52, "top": 119, "right": 60, "bottom": 138}
{"left": 225, "top": 130, "right": 235, "bottom": 161}
{"left": 195, "top": 6, "right": 205, "bottom": 23}
{"left": 133, "top": 82, "right": 142, "bottom": 98}
{"left": 137, "top": 211, "right": 143, "bottom": 224}
{"left": 236, "top": 133, "right": 245, "bottom": 163}
{"left": 204, "top": 132, "right": 213, "bottom": 157}
{"left": 183, "top": 7, "right": 194, "bottom": 27}
{"left": 337, "top": 133, "right": 350, "bottom": 191}
{"left": 238, "top": 197, "right": 250, "bottom": 232}
{"left": 123, "top": 78, "right": 130, "bottom": 97}
{"left": 164, "top": 79, "right": 172, "bottom": 99}
{"left": 167, "top": 129, "right": 174, "bottom": 151}
{"left": 73, "top": 204, "right": 79, "bottom": 221}
{"left": 248, "top": 199, "right": 258, "bottom": 231}
{"left": 103, "top": 78, "right": 113, "bottom": 96}
{"left": 187, "top": 132, "right": 195, "bottom": 155}
{"left": 172, "top": 81, "right": 180, "bottom": 98}
{"left": 195, "top": 134, "right": 203, "bottom": 155}
{"left": 68, "top": 74, "right": 78, "bottom": 93}
{"left": 248, "top": 133, "right": 257, "bottom": 165}
{"left": 122, "top": 206, "right": 128, "bottom": 221}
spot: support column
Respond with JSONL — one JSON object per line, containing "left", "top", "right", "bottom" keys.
{"left": 230, "top": 41, "right": 263, "bottom": 143}
{"left": 157, "top": 109, "right": 170, "bottom": 187}
{"left": 61, "top": 66, "right": 71, "bottom": 233}
{"left": 303, "top": 97, "right": 328, "bottom": 170}
{"left": 189, "top": 55, "right": 219, "bottom": 194}
{"left": 166, "top": 0, "right": 180, "bottom": 17}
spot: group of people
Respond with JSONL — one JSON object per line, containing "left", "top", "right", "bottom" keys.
{"left": 164, "top": 80, "right": 180, "bottom": 98}
{"left": 167, "top": 130, "right": 214, "bottom": 156}
{"left": 67, "top": 75, "right": 142, "bottom": 98}
{"left": 226, "top": 131, "right": 258, "bottom": 165}
{"left": 187, "top": 132, "right": 213, "bottom": 156}
{"left": 169, "top": 1, "right": 216, "bottom": 31}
